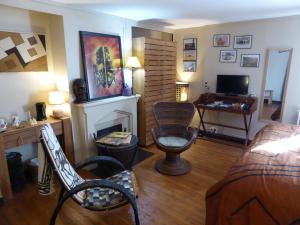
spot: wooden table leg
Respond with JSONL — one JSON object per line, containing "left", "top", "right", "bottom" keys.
{"left": 61, "top": 117, "right": 75, "bottom": 165}
{"left": 243, "top": 113, "right": 253, "bottom": 147}
{"left": 0, "top": 136, "right": 13, "bottom": 200}
{"left": 197, "top": 108, "right": 206, "bottom": 133}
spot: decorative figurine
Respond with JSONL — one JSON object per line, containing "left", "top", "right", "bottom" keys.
{"left": 11, "top": 115, "right": 20, "bottom": 128}
{"left": 73, "top": 79, "right": 88, "bottom": 103}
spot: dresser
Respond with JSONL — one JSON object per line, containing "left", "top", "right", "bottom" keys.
{"left": 133, "top": 37, "right": 176, "bottom": 146}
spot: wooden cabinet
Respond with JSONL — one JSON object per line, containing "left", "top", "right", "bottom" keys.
{"left": 133, "top": 37, "right": 176, "bottom": 146}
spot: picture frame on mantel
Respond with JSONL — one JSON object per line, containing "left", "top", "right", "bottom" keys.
{"left": 79, "top": 31, "right": 124, "bottom": 101}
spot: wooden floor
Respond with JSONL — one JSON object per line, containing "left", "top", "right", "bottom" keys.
{"left": 0, "top": 139, "right": 241, "bottom": 225}
{"left": 261, "top": 102, "right": 280, "bottom": 121}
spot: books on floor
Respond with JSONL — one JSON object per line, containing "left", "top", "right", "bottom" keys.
{"left": 96, "top": 132, "right": 132, "bottom": 146}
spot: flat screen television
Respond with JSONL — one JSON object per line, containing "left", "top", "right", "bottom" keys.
{"left": 216, "top": 75, "right": 249, "bottom": 95}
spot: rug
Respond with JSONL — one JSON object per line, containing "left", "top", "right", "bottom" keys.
{"left": 92, "top": 147, "right": 154, "bottom": 178}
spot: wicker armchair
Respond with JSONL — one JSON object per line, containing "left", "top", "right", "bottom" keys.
{"left": 40, "top": 123, "right": 140, "bottom": 225}
{"left": 151, "top": 102, "right": 198, "bottom": 175}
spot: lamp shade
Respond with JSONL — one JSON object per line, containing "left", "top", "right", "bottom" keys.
{"left": 176, "top": 82, "right": 189, "bottom": 102}
{"left": 126, "top": 56, "right": 141, "bottom": 68}
{"left": 49, "top": 91, "right": 65, "bottom": 105}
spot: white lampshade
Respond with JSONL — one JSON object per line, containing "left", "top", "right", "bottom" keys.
{"left": 126, "top": 56, "right": 141, "bottom": 68}
{"left": 49, "top": 91, "right": 65, "bottom": 105}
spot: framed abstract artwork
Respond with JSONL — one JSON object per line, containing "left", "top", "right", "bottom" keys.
{"left": 0, "top": 31, "right": 48, "bottom": 72}
{"left": 79, "top": 31, "right": 124, "bottom": 101}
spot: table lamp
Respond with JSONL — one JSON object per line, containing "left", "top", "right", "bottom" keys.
{"left": 176, "top": 82, "right": 189, "bottom": 102}
{"left": 126, "top": 56, "right": 141, "bottom": 94}
{"left": 49, "top": 91, "right": 65, "bottom": 119}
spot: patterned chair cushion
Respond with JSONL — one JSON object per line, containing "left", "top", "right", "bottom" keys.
{"left": 79, "top": 170, "right": 139, "bottom": 210}
{"left": 158, "top": 136, "right": 188, "bottom": 147}
{"left": 40, "top": 124, "right": 84, "bottom": 191}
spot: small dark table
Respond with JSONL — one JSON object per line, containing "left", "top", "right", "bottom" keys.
{"left": 95, "top": 135, "right": 139, "bottom": 170}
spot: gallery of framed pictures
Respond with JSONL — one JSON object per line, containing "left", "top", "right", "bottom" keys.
{"left": 183, "top": 38, "right": 197, "bottom": 72}
{"left": 0, "top": 31, "right": 48, "bottom": 72}
{"left": 241, "top": 54, "right": 260, "bottom": 67}
{"left": 80, "top": 31, "right": 124, "bottom": 101}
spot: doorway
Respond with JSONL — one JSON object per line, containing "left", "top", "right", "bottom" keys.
{"left": 260, "top": 48, "right": 293, "bottom": 122}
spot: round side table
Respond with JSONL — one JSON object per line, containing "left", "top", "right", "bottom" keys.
{"left": 95, "top": 135, "right": 138, "bottom": 170}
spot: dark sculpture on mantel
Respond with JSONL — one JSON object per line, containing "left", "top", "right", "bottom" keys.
{"left": 72, "top": 79, "right": 88, "bottom": 104}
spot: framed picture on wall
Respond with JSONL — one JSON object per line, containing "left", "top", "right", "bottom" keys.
{"left": 219, "top": 50, "right": 237, "bottom": 63}
{"left": 183, "top": 38, "right": 197, "bottom": 50}
{"left": 0, "top": 31, "right": 48, "bottom": 72}
{"left": 183, "top": 50, "right": 197, "bottom": 61}
{"left": 234, "top": 35, "right": 252, "bottom": 49}
{"left": 213, "top": 34, "right": 230, "bottom": 47}
{"left": 240, "top": 54, "right": 260, "bottom": 67}
{"left": 79, "top": 31, "right": 124, "bottom": 101}
{"left": 184, "top": 61, "right": 196, "bottom": 72}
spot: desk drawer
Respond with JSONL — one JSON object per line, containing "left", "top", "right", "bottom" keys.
{"left": 3, "top": 129, "right": 37, "bottom": 149}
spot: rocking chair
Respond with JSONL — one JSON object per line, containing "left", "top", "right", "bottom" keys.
{"left": 40, "top": 123, "right": 140, "bottom": 225}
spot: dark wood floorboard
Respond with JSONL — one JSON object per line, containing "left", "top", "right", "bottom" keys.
{"left": 0, "top": 139, "right": 241, "bottom": 225}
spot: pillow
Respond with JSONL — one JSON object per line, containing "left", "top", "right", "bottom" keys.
{"left": 158, "top": 136, "right": 188, "bottom": 147}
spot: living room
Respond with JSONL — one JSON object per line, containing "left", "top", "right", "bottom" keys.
{"left": 1, "top": 0, "right": 300, "bottom": 225}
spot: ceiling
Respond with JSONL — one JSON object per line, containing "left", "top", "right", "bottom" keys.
{"left": 48, "top": 0, "right": 300, "bottom": 29}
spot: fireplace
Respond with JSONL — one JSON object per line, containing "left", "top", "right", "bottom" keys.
{"left": 96, "top": 124, "right": 123, "bottom": 139}
{"left": 72, "top": 95, "right": 140, "bottom": 162}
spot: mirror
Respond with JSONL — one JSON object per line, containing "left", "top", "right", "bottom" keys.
{"left": 260, "top": 48, "right": 293, "bottom": 122}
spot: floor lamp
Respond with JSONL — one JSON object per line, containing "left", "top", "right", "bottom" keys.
{"left": 125, "top": 56, "right": 141, "bottom": 95}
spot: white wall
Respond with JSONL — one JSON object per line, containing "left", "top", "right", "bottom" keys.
{"left": 174, "top": 15, "right": 300, "bottom": 139}
{"left": 0, "top": 5, "right": 68, "bottom": 160}
{"left": 0, "top": 0, "right": 170, "bottom": 162}
{"left": 265, "top": 50, "right": 289, "bottom": 101}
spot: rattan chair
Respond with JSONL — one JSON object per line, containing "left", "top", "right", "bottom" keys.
{"left": 151, "top": 102, "right": 198, "bottom": 175}
{"left": 40, "top": 123, "right": 140, "bottom": 225}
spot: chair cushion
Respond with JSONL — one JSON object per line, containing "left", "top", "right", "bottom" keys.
{"left": 79, "top": 170, "right": 138, "bottom": 210}
{"left": 158, "top": 136, "right": 188, "bottom": 147}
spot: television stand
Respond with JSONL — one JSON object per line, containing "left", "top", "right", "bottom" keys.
{"left": 193, "top": 93, "right": 258, "bottom": 146}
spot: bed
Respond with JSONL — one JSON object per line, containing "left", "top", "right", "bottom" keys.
{"left": 206, "top": 123, "right": 300, "bottom": 225}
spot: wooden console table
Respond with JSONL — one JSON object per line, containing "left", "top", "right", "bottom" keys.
{"left": 0, "top": 117, "right": 74, "bottom": 201}
{"left": 193, "top": 93, "right": 258, "bottom": 146}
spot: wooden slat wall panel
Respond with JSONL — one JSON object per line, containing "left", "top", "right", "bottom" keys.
{"left": 145, "top": 44, "right": 176, "bottom": 52}
{"left": 144, "top": 38, "right": 176, "bottom": 47}
{"left": 145, "top": 55, "right": 176, "bottom": 61}
{"left": 145, "top": 65, "right": 176, "bottom": 71}
{"left": 133, "top": 37, "right": 176, "bottom": 146}
{"left": 145, "top": 80, "right": 175, "bottom": 87}
{"left": 144, "top": 60, "right": 176, "bottom": 66}
{"left": 144, "top": 49, "right": 176, "bottom": 57}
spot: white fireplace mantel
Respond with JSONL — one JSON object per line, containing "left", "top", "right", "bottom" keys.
{"left": 72, "top": 95, "right": 141, "bottom": 162}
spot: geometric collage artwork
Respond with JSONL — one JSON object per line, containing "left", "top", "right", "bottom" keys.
{"left": 0, "top": 31, "right": 48, "bottom": 72}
